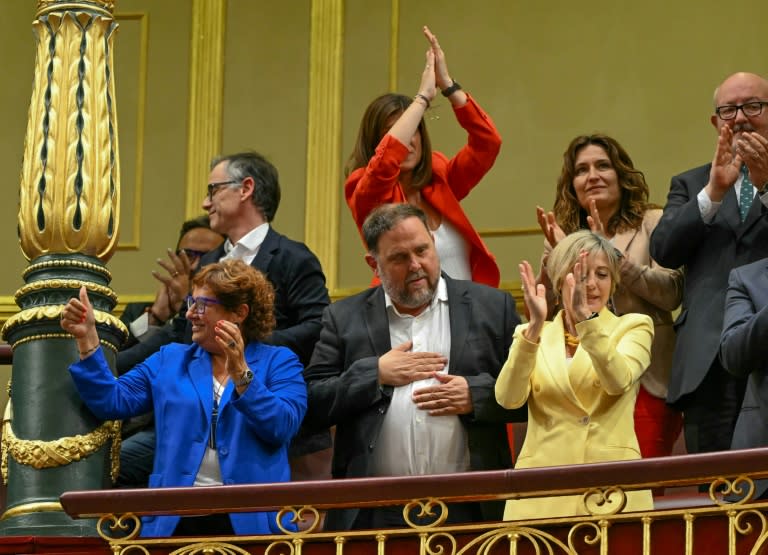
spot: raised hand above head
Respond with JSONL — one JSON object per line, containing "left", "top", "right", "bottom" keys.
{"left": 423, "top": 25, "right": 466, "bottom": 106}
{"left": 416, "top": 48, "right": 437, "bottom": 105}
{"left": 423, "top": 26, "right": 451, "bottom": 90}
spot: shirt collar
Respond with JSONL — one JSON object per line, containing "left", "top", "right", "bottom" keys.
{"left": 223, "top": 223, "right": 269, "bottom": 255}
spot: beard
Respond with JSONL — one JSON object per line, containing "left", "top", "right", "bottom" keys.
{"left": 379, "top": 269, "right": 437, "bottom": 311}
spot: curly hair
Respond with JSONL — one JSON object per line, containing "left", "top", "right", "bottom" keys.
{"left": 553, "top": 134, "right": 650, "bottom": 235}
{"left": 345, "top": 93, "right": 433, "bottom": 190}
{"left": 192, "top": 260, "right": 275, "bottom": 342}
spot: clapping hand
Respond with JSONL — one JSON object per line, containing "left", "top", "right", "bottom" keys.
{"left": 706, "top": 125, "right": 743, "bottom": 202}
{"left": 737, "top": 131, "right": 768, "bottom": 188}
{"left": 562, "top": 252, "right": 593, "bottom": 324}
{"left": 536, "top": 206, "right": 565, "bottom": 248}
{"left": 586, "top": 200, "right": 606, "bottom": 236}
{"left": 519, "top": 260, "right": 546, "bottom": 342}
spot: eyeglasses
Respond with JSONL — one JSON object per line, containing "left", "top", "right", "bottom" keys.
{"left": 176, "top": 248, "right": 208, "bottom": 260}
{"left": 185, "top": 295, "right": 222, "bottom": 314}
{"left": 715, "top": 101, "right": 768, "bottom": 120}
{"left": 206, "top": 180, "right": 239, "bottom": 201}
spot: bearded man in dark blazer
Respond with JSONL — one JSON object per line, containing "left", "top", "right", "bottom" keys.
{"left": 305, "top": 203, "right": 524, "bottom": 531}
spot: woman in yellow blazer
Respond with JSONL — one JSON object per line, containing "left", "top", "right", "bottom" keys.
{"left": 496, "top": 230, "right": 654, "bottom": 520}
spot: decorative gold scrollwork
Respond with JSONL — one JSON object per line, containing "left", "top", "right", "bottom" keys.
{"left": 23, "top": 259, "right": 112, "bottom": 281}
{"left": 264, "top": 540, "right": 296, "bottom": 555}
{"left": 2, "top": 305, "right": 127, "bottom": 340}
{"left": 403, "top": 498, "right": 449, "bottom": 528}
{"left": 710, "top": 475, "right": 755, "bottom": 505}
{"left": 1, "top": 399, "right": 121, "bottom": 484}
{"left": 14, "top": 279, "right": 118, "bottom": 303}
{"left": 464, "top": 526, "right": 572, "bottom": 555}
{"left": 166, "top": 543, "right": 251, "bottom": 555}
{"left": 734, "top": 509, "right": 768, "bottom": 552}
{"left": 97, "top": 513, "right": 142, "bottom": 542}
{"left": 580, "top": 486, "right": 627, "bottom": 515}
{"left": 424, "top": 531, "right": 457, "bottom": 555}
{"left": 277, "top": 505, "right": 321, "bottom": 535}
{"left": 568, "top": 521, "right": 604, "bottom": 551}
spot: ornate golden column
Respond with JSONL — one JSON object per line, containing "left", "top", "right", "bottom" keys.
{"left": 0, "top": 0, "right": 126, "bottom": 536}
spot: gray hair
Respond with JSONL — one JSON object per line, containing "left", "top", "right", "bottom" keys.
{"left": 210, "top": 151, "right": 281, "bottom": 222}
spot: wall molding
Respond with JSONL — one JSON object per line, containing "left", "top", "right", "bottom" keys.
{"left": 304, "top": 0, "right": 344, "bottom": 291}
{"left": 114, "top": 11, "right": 149, "bottom": 251}
{"left": 184, "top": 0, "right": 227, "bottom": 219}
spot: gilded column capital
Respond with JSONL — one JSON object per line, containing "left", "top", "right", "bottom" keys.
{"left": 36, "top": 1, "right": 115, "bottom": 18}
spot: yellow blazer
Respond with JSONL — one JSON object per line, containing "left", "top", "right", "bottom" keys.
{"left": 495, "top": 309, "right": 654, "bottom": 520}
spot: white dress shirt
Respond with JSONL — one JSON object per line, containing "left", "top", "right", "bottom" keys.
{"left": 370, "top": 277, "right": 470, "bottom": 477}
{"left": 221, "top": 223, "right": 270, "bottom": 264}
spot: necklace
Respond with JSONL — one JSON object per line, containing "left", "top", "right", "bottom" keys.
{"left": 213, "top": 377, "right": 228, "bottom": 402}
{"left": 564, "top": 330, "right": 580, "bottom": 348}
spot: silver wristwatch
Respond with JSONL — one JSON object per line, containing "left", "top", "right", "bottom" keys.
{"left": 234, "top": 369, "right": 254, "bottom": 387}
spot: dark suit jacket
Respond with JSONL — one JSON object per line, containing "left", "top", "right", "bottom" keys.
{"left": 197, "top": 227, "right": 329, "bottom": 367}
{"left": 304, "top": 275, "right": 525, "bottom": 530}
{"left": 649, "top": 163, "right": 768, "bottom": 404}
{"left": 118, "top": 227, "right": 329, "bottom": 372}
{"left": 720, "top": 259, "right": 768, "bottom": 497}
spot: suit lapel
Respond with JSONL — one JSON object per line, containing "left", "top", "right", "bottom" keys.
{"left": 738, "top": 190, "right": 763, "bottom": 239}
{"left": 251, "top": 227, "right": 278, "bottom": 273}
{"left": 446, "top": 277, "right": 470, "bottom": 374}
{"left": 721, "top": 187, "right": 743, "bottom": 234}
{"left": 612, "top": 227, "right": 637, "bottom": 254}
{"left": 540, "top": 313, "right": 584, "bottom": 411}
{"left": 187, "top": 347, "right": 213, "bottom": 418}
{"left": 365, "top": 288, "right": 392, "bottom": 357}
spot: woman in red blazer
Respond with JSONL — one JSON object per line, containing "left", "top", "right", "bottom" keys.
{"left": 345, "top": 26, "right": 501, "bottom": 287}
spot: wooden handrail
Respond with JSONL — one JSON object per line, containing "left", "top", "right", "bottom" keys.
{"left": 60, "top": 446, "right": 768, "bottom": 519}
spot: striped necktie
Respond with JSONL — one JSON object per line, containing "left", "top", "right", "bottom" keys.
{"left": 740, "top": 165, "right": 754, "bottom": 222}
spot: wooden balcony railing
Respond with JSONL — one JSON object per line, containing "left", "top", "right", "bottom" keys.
{"left": 58, "top": 447, "right": 768, "bottom": 555}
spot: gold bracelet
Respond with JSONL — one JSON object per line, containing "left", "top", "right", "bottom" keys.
{"left": 79, "top": 343, "right": 100, "bottom": 357}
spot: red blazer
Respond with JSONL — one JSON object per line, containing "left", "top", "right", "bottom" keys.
{"left": 345, "top": 94, "right": 502, "bottom": 287}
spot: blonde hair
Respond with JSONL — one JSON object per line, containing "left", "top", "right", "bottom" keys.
{"left": 547, "top": 230, "right": 620, "bottom": 299}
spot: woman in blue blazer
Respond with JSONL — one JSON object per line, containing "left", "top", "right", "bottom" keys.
{"left": 61, "top": 260, "right": 307, "bottom": 537}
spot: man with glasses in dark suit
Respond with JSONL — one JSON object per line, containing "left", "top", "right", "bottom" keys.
{"left": 650, "top": 72, "right": 768, "bottom": 456}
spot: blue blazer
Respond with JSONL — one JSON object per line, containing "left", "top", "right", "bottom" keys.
{"left": 69, "top": 342, "right": 307, "bottom": 537}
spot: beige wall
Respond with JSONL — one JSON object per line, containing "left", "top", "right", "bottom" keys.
{"left": 0, "top": 0, "right": 767, "bottom": 324}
